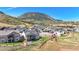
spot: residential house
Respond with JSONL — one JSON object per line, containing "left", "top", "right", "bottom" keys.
{"left": 0, "top": 30, "right": 21, "bottom": 43}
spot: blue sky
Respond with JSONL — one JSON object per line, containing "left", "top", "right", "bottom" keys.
{"left": 0, "top": 7, "right": 79, "bottom": 21}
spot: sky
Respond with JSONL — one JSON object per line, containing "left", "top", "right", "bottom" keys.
{"left": 0, "top": 7, "right": 79, "bottom": 21}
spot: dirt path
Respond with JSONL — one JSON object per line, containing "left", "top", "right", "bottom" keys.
{"left": 32, "top": 40, "right": 79, "bottom": 51}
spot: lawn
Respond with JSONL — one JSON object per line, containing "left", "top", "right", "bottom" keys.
{"left": 0, "top": 42, "right": 22, "bottom": 47}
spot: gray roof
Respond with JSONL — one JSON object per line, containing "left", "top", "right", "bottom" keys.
{"left": 0, "top": 30, "right": 19, "bottom": 36}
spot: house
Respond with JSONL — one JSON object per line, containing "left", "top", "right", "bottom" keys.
{"left": 73, "top": 27, "right": 79, "bottom": 32}
{"left": 31, "top": 24, "right": 45, "bottom": 31}
{"left": 39, "top": 32, "right": 52, "bottom": 37}
{"left": 24, "top": 29, "right": 40, "bottom": 41}
{"left": 0, "top": 30, "right": 22, "bottom": 43}
{"left": 0, "top": 25, "right": 41, "bottom": 43}
{"left": 14, "top": 27, "right": 40, "bottom": 41}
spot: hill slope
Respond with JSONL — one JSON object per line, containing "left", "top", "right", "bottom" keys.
{"left": 19, "top": 12, "right": 56, "bottom": 25}
{"left": 0, "top": 11, "right": 22, "bottom": 25}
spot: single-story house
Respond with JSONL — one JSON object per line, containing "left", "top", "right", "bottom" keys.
{"left": 24, "top": 29, "right": 40, "bottom": 41}
{"left": 0, "top": 30, "right": 22, "bottom": 43}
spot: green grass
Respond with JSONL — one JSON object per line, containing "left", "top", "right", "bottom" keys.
{"left": 0, "top": 42, "right": 22, "bottom": 47}
{"left": 17, "top": 36, "right": 49, "bottom": 51}
{"left": 32, "top": 36, "right": 49, "bottom": 45}
{"left": 0, "top": 37, "right": 49, "bottom": 51}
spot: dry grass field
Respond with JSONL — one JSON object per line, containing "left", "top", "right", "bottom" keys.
{"left": 0, "top": 22, "right": 32, "bottom": 28}
{"left": 0, "top": 23, "right": 16, "bottom": 27}
{"left": 0, "top": 32, "right": 79, "bottom": 51}
{"left": 16, "top": 32, "right": 79, "bottom": 51}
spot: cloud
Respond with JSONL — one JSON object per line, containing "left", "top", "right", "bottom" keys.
{"left": 6, "top": 7, "right": 17, "bottom": 10}
{"left": 0, "top": 7, "right": 17, "bottom": 11}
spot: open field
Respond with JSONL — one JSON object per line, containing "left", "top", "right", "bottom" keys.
{"left": 16, "top": 32, "right": 79, "bottom": 51}
{"left": 0, "top": 32, "right": 79, "bottom": 51}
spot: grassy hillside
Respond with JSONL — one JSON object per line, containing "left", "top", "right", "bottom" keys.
{"left": 19, "top": 12, "right": 55, "bottom": 26}
{"left": 0, "top": 11, "right": 79, "bottom": 28}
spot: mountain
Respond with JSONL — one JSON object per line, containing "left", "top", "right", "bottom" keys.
{"left": 19, "top": 12, "right": 55, "bottom": 21}
{"left": 19, "top": 12, "right": 56, "bottom": 25}
{"left": 0, "top": 11, "right": 65, "bottom": 27}
{"left": 0, "top": 11, "right": 22, "bottom": 25}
